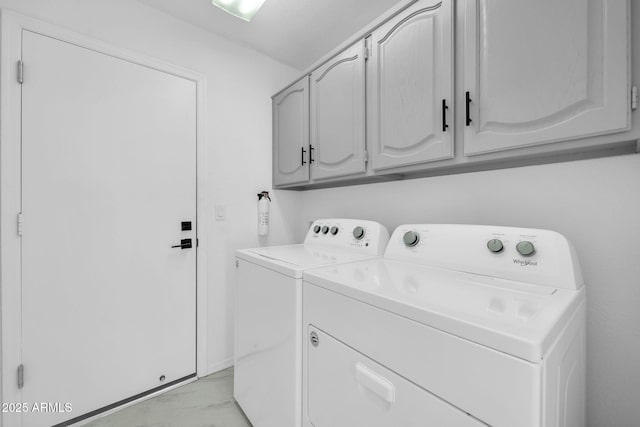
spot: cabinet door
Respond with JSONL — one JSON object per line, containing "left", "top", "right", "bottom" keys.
{"left": 310, "top": 42, "right": 366, "bottom": 180}
{"left": 273, "top": 77, "right": 310, "bottom": 186}
{"left": 368, "top": 0, "right": 454, "bottom": 171}
{"left": 463, "top": 0, "right": 630, "bottom": 156}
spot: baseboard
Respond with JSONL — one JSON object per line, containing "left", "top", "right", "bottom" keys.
{"left": 206, "top": 357, "right": 234, "bottom": 376}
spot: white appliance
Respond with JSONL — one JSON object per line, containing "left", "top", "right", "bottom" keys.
{"left": 234, "top": 219, "right": 390, "bottom": 427}
{"left": 302, "top": 224, "right": 586, "bottom": 427}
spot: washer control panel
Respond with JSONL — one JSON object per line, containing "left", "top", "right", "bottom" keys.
{"left": 305, "top": 219, "right": 390, "bottom": 256}
{"left": 385, "top": 224, "right": 583, "bottom": 290}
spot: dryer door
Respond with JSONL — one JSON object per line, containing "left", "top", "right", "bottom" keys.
{"left": 305, "top": 326, "right": 484, "bottom": 427}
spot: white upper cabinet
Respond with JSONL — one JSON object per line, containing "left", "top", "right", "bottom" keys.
{"left": 462, "top": 0, "right": 630, "bottom": 156}
{"left": 273, "top": 77, "right": 310, "bottom": 186}
{"left": 368, "top": 0, "right": 454, "bottom": 171}
{"left": 310, "top": 42, "right": 366, "bottom": 180}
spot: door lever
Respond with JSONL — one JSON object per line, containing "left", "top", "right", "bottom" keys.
{"left": 171, "top": 238, "right": 192, "bottom": 249}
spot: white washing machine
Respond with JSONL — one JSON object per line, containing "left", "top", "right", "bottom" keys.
{"left": 234, "top": 219, "right": 390, "bottom": 427}
{"left": 302, "top": 224, "right": 586, "bottom": 427}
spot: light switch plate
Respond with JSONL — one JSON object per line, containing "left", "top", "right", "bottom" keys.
{"left": 215, "top": 204, "right": 225, "bottom": 221}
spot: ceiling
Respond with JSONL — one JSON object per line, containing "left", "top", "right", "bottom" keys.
{"left": 138, "top": 0, "right": 402, "bottom": 70}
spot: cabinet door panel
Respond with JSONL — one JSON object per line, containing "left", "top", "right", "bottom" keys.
{"left": 273, "top": 77, "right": 309, "bottom": 186}
{"left": 369, "top": 0, "right": 454, "bottom": 171}
{"left": 463, "top": 0, "right": 630, "bottom": 155}
{"left": 310, "top": 43, "right": 366, "bottom": 181}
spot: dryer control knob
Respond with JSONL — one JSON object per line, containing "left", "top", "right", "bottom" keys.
{"left": 487, "top": 239, "right": 504, "bottom": 253}
{"left": 313, "top": 225, "right": 321, "bottom": 234}
{"left": 403, "top": 231, "right": 420, "bottom": 247}
{"left": 321, "top": 226, "right": 329, "bottom": 234}
{"left": 353, "top": 226, "right": 365, "bottom": 240}
{"left": 516, "top": 241, "right": 536, "bottom": 256}
{"left": 330, "top": 226, "right": 339, "bottom": 235}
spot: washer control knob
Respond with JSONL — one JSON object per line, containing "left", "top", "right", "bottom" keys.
{"left": 321, "top": 226, "right": 329, "bottom": 234}
{"left": 330, "top": 226, "right": 339, "bottom": 235}
{"left": 516, "top": 241, "right": 536, "bottom": 256}
{"left": 487, "top": 239, "right": 504, "bottom": 253}
{"left": 313, "top": 225, "right": 321, "bottom": 234}
{"left": 403, "top": 231, "right": 420, "bottom": 247}
{"left": 352, "top": 226, "right": 365, "bottom": 240}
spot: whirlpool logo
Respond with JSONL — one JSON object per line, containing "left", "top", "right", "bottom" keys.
{"left": 513, "top": 259, "right": 538, "bottom": 267}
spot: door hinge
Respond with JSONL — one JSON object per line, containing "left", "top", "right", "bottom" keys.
{"left": 17, "top": 364, "right": 24, "bottom": 389}
{"left": 364, "top": 37, "right": 371, "bottom": 61}
{"left": 17, "top": 212, "right": 23, "bottom": 236}
{"left": 632, "top": 85, "right": 638, "bottom": 111}
{"left": 17, "top": 60, "right": 23, "bottom": 84}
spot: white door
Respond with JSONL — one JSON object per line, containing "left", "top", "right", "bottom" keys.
{"left": 273, "top": 77, "right": 310, "bottom": 186}
{"left": 462, "top": 0, "right": 630, "bottom": 155}
{"left": 20, "top": 30, "right": 197, "bottom": 426}
{"left": 368, "top": 0, "right": 454, "bottom": 171}
{"left": 310, "top": 42, "right": 366, "bottom": 180}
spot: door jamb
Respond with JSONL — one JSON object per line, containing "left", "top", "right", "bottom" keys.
{"left": 0, "top": 10, "right": 208, "bottom": 426}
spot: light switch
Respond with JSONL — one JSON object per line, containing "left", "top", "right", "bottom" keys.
{"left": 215, "top": 204, "right": 226, "bottom": 221}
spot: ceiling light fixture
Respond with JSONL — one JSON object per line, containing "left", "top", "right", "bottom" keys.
{"left": 211, "top": 0, "right": 267, "bottom": 22}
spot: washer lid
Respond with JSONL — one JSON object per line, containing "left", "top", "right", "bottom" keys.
{"left": 236, "top": 245, "right": 376, "bottom": 278}
{"left": 303, "top": 258, "right": 585, "bottom": 362}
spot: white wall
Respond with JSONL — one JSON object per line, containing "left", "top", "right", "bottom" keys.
{"left": 0, "top": 0, "right": 301, "bottom": 373}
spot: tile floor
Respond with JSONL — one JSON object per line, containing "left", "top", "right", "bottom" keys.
{"left": 84, "top": 367, "right": 252, "bottom": 427}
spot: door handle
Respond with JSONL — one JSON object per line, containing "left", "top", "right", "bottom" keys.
{"left": 171, "top": 238, "right": 192, "bottom": 249}
{"left": 355, "top": 362, "right": 395, "bottom": 403}
{"left": 301, "top": 146, "right": 307, "bottom": 165}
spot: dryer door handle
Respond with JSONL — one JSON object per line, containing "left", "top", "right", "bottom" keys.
{"left": 355, "top": 362, "right": 395, "bottom": 403}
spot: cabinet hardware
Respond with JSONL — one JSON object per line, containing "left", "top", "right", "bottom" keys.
{"left": 442, "top": 99, "right": 449, "bottom": 132}
{"left": 465, "top": 91, "right": 472, "bottom": 126}
{"left": 309, "top": 144, "right": 315, "bottom": 164}
{"left": 301, "top": 146, "right": 307, "bottom": 165}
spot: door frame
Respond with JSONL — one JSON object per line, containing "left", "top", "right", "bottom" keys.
{"left": 0, "top": 10, "right": 208, "bottom": 425}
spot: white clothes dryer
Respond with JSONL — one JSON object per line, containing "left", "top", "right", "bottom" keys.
{"left": 302, "top": 224, "right": 585, "bottom": 427}
{"left": 234, "top": 219, "right": 390, "bottom": 427}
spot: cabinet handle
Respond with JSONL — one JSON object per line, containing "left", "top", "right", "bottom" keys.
{"left": 301, "top": 146, "right": 307, "bottom": 165}
{"left": 309, "top": 144, "right": 315, "bottom": 164}
{"left": 465, "top": 91, "right": 472, "bottom": 126}
{"left": 442, "top": 99, "right": 449, "bottom": 132}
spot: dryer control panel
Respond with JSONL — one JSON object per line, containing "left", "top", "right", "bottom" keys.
{"left": 386, "top": 224, "right": 583, "bottom": 290}
{"left": 305, "top": 219, "right": 390, "bottom": 256}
